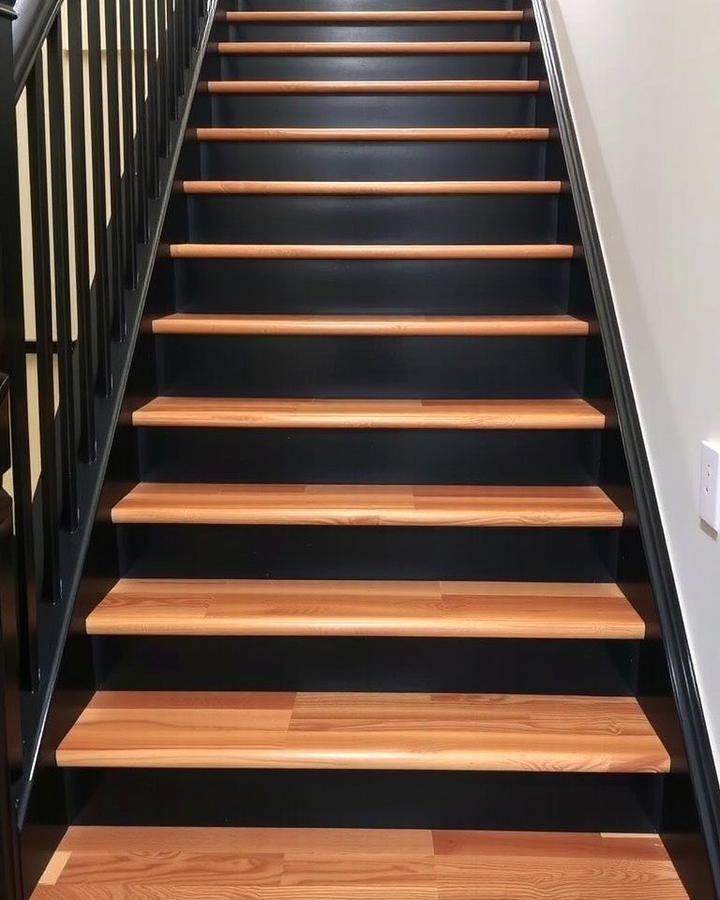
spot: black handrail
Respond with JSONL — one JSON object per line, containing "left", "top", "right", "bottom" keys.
{"left": 0, "top": 0, "right": 217, "bottom": 893}
{"left": 12, "top": 0, "right": 62, "bottom": 101}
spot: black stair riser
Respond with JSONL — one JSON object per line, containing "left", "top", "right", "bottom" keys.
{"left": 190, "top": 94, "right": 539, "bottom": 128}
{"left": 94, "top": 635, "right": 639, "bottom": 695}
{"left": 213, "top": 23, "right": 523, "bottom": 41}
{"left": 117, "top": 525, "right": 620, "bottom": 582}
{"left": 155, "top": 335, "right": 586, "bottom": 398}
{"left": 168, "top": 258, "right": 572, "bottom": 313}
{"left": 172, "top": 193, "right": 562, "bottom": 244}
{"left": 181, "top": 140, "right": 550, "bottom": 181}
{"left": 135, "top": 428, "right": 603, "bottom": 485}
{"left": 205, "top": 54, "right": 531, "bottom": 81}
{"left": 66, "top": 768, "right": 663, "bottom": 832}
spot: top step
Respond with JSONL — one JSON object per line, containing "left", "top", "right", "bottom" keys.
{"left": 217, "top": 10, "right": 527, "bottom": 22}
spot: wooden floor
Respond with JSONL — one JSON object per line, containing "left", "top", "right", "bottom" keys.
{"left": 106, "top": 483, "right": 630, "bottom": 527}
{"left": 32, "top": 826, "right": 690, "bottom": 899}
{"left": 129, "top": 397, "right": 612, "bottom": 429}
{"left": 86, "top": 578, "right": 651, "bottom": 639}
{"left": 56, "top": 691, "right": 674, "bottom": 772}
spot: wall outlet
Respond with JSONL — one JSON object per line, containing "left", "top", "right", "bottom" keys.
{"left": 699, "top": 441, "right": 720, "bottom": 531}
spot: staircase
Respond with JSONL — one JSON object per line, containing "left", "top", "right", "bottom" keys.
{"left": 33, "top": 3, "right": 700, "bottom": 898}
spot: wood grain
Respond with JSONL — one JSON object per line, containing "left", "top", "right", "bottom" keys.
{"left": 209, "top": 40, "right": 535, "bottom": 55}
{"left": 163, "top": 243, "right": 576, "bottom": 260}
{"left": 55, "top": 691, "right": 674, "bottom": 772}
{"left": 32, "top": 827, "right": 689, "bottom": 899}
{"left": 85, "top": 579, "right": 650, "bottom": 639}
{"left": 149, "top": 313, "right": 595, "bottom": 337}
{"left": 176, "top": 179, "right": 563, "bottom": 195}
{"left": 218, "top": 10, "right": 527, "bottom": 22}
{"left": 105, "top": 483, "right": 629, "bottom": 528}
{"left": 128, "top": 398, "right": 613, "bottom": 430}
{"left": 199, "top": 79, "right": 542, "bottom": 94}
{"left": 185, "top": 126, "right": 552, "bottom": 141}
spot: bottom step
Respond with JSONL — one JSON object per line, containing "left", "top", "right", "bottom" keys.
{"left": 33, "top": 826, "right": 688, "bottom": 899}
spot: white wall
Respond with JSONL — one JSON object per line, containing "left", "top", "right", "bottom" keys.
{"left": 546, "top": 0, "right": 720, "bottom": 766}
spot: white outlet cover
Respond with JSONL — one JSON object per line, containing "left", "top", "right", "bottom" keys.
{"left": 699, "top": 441, "right": 720, "bottom": 531}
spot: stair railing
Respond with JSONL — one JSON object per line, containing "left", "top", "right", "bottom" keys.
{"left": 0, "top": 1, "right": 216, "bottom": 893}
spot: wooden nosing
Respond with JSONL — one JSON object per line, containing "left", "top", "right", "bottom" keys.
{"left": 149, "top": 314, "right": 596, "bottom": 337}
{"left": 162, "top": 243, "right": 577, "bottom": 260}
{"left": 209, "top": 40, "right": 536, "bottom": 55}
{"left": 105, "top": 483, "right": 630, "bottom": 528}
{"left": 55, "top": 691, "right": 674, "bottom": 773}
{"left": 185, "top": 126, "right": 552, "bottom": 142}
{"left": 198, "top": 79, "right": 543, "bottom": 95}
{"left": 217, "top": 10, "right": 527, "bottom": 22}
{"left": 176, "top": 179, "right": 563, "bottom": 195}
{"left": 86, "top": 579, "right": 650, "bottom": 640}
{"left": 128, "top": 397, "right": 613, "bottom": 431}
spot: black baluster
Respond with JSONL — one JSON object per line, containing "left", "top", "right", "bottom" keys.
{"left": 157, "top": 0, "right": 169, "bottom": 156}
{"left": 119, "top": 0, "right": 138, "bottom": 288}
{"left": 133, "top": 0, "right": 149, "bottom": 242}
{"left": 146, "top": 0, "right": 160, "bottom": 198}
{"left": 26, "top": 62, "right": 62, "bottom": 604}
{"left": 104, "top": 0, "right": 127, "bottom": 340}
{"left": 47, "top": 18, "right": 79, "bottom": 531}
{"left": 67, "top": 0, "right": 97, "bottom": 462}
{"left": 87, "top": 0, "right": 113, "bottom": 395}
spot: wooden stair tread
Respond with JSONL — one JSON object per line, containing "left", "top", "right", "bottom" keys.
{"left": 85, "top": 579, "right": 651, "bottom": 639}
{"left": 163, "top": 243, "right": 576, "bottom": 259}
{"left": 186, "top": 126, "right": 552, "bottom": 141}
{"left": 55, "top": 691, "right": 673, "bottom": 772}
{"left": 199, "top": 79, "right": 543, "bottom": 94}
{"left": 218, "top": 10, "right": 527, "bottom": 22}
{"left": 177, "top": 179, "right": 563, "bottom": 194}
{"left": 105, "top": 483, "right": 630, "bottom": 527}
{"left": 128, "top": 397, "right": 613, "bottom": 430}
{"left": 149, "top": 313, "right": 595, "bottom": 336}
{"left": 210, "top": 40, "right": 535, "bottom": 54}
{"left": 33, "top": 827, "right": 689, "bottom": 899}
